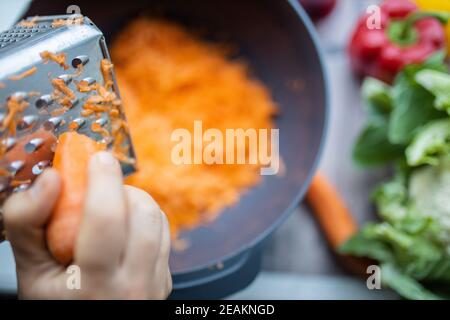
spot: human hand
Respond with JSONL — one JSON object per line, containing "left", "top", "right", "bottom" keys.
{"left": 4, "top": 151, "right": 172, "bottom": 299}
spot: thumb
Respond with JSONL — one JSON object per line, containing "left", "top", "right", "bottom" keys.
{"left": 4, "top": 169, "right": 61, "bottom": 266}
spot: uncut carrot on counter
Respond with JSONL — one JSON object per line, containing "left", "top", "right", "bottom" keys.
{"left": 306, "top": 172, "right": 375, "bottom": 275}
{"left": 46, "top": 131, "right": 104, "bottom": 265}
{"left": 305, "top": 172, "right": 358, "bottom": 249}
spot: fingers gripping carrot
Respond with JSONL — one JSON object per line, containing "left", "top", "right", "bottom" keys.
{"left": 305, "top": 172, "right": 358, "bottom": 249}
{"left": 46, "top": 132, "right": 104, "bottom": 265}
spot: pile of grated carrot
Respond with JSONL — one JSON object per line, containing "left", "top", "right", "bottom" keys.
{"left": 111, "top": 18, "right": 277, "bottom": 241}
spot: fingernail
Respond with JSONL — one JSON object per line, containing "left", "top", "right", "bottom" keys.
{"left": 94, "top": 151, "right": 116, "bottom": 166}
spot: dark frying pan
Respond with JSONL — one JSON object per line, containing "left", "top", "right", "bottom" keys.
{"left": 24, "top": 0, "right": 329, "bottom": 298}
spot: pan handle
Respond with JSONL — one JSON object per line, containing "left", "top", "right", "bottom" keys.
{"left": 172, "top": 250, "right": 253, "bottom": 290}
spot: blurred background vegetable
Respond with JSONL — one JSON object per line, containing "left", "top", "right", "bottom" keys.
{"left": 349, "top": 0, "right": 448, "bottom": 83}
{"left": 306, "top": 173, "right": 358, "bottom": 250}
{"left": 415, "top": 0, "right": 450, "bottom": 55}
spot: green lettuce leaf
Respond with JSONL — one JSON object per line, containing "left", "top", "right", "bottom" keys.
{"left": 405, "top": 119, "right": 450, "bottom": 166}
{"left": 353, "top": 77, "right": 404, "bottom": 167}
{"left": 409, "top": 157, "right": 450, "bottom": 251}
{"left": 387, "top": 52, "right": 447, "bottom": 144}
{"left": 361, "top": 77, "right": 393, "bottom": 117}
{"left": 415, "top": 69, "right": 450, "bottom": 112}
{"left": 353, "top": 119, "right": 404, "bottom": 167}
{"left": 381, "top": 263, "right": 441, "bottom": 300}
{"left": 341, "top": 167, "right": 450, "bottom": 299}
{"left": 341, "top": 217, "right": 450, "bottom": 299}
{"left": 340, "top": 226, "right": 394, "bottom": 263}
{"left": 372, "top": 173, "right": 409, "bottom": 222}
{"left": 388, "top": 70, "right": 445, "bottom": 145}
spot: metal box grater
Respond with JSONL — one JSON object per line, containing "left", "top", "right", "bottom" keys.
{"left": 0, "top": 14, "right": 137, "bottom": 240}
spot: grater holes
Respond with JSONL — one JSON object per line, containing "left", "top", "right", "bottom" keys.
{"left": 72, "top": 55, "right": 89, "bottom": 68}
{"left": 0, "top": 23, "right": 47, "bottom": 50}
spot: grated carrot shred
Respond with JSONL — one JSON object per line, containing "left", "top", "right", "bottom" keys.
{"left": 75, "top": 80, "right": 96, "bottom": 93}
{"left": 40, "top": 51, "right": 69, "bottom": 70}
{"left": 0, "top": 96, "right": 29, "bottom": 147}
{"left": 51, "top": 17, "right": 84, "bottom": 28}
{"left": 9, "top": 67, "right": 37, "bottom": 81}
{"left": 51, "top": 78, "right": 76, "bottom": 101}
{"left": 100, "top": 59, "right": 114, "bottom": 89}
{"left": 18, "top": 16, "right": 38, "bottom": 28}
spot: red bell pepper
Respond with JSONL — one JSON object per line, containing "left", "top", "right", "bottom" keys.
{"left": 349, "top": 0, "right": 448, "bottom": 83}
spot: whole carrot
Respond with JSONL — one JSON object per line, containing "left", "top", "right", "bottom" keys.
{"left": 46, "top": 131, "right": 104, "bottom": 265}
{"left": 306, "top": 173, "right": 373, "bottom": 275}
{"left": 305, "top": 172, "right": 358, "bottom": 249}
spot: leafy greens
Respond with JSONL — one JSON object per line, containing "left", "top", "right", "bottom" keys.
{"left": 344, "top": 52, "right": 450, "bottom": 300}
